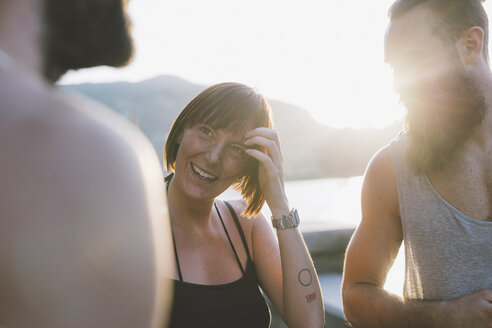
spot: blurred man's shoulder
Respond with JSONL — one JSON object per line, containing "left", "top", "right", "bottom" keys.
{"left": 0, "top": 73, "right": 166, "bottom": 328}
{"left": 0, "top": 71, "right": 161, "bottom": 193}
{"left": 1, "top": 72, "right": 155, "bottom": 165}
{"left": 54, "top": 88, "right": 153, "bottom": 158}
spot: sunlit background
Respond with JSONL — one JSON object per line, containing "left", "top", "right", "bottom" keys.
{"left": 60, "top": 0, "right": 406, "bottom": 128}
{"left": 60, "top": 0, "right": 492, "bottom": 301}
{"left": 60, "top": 0, "right": 492, "bottom": 128}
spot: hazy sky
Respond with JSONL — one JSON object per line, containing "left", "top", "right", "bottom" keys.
{"left": 60, "top": 0, "right": 492, "bottom": 128}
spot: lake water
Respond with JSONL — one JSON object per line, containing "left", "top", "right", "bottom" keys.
{"left": 220, "top": 176, "right": 363, "bottom": 230}
{"left": 219, "top": 176, "right": 405, "bottom": 295}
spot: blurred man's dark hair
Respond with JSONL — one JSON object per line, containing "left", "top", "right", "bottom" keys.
{"left": 42, "top": 0, "right": 134, "bottom": 82}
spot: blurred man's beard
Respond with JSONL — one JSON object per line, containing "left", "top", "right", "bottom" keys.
{"left": 404, "top": 65, "right": 486, "bottom": 175}
{"left": 42, "top": 0, "right": 134, "bottom": 83}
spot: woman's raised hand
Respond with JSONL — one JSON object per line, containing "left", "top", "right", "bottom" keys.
{"left": 244, "top": 128, "right": 290, "bottom": 216}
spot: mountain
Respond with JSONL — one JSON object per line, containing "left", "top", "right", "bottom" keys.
{"left": 64, "top": 75, "right": 403, "bottom": 180}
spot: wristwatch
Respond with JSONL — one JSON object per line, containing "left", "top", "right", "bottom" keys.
{"left": 271, "top": 208, "right": 300, "bottom": 229}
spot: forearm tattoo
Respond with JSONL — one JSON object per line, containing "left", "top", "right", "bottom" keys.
{"left": 305, "top": 292, "right": 317, "bottom": 303}
{"left": 298, "top": 268, "right": 313, "bottom": 286}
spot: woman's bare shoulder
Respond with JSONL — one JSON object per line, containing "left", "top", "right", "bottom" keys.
{"left": 224, "top": 199, "right": 268, "bottom": 226}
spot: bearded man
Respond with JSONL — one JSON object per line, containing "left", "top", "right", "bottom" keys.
{"left": 342, "top": 0, "right": 492, "bottom": 327}
{"left": 0, "top": 0, "right": 172, "bottom": 327}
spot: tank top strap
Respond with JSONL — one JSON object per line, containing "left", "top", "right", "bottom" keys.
{"left": 224, "top": 201, "right": 253, "bottom": 262}
{"left": 171, "top": 228, "right": 184, "bottom": 281}
{"left": 214, "top": 202, "right": 245, "bottom": 274}
{"left": 166, "top": 174, "right": 184, "bottom": 281}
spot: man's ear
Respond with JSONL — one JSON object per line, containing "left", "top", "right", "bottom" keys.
{"left": 458, "top": 26, "right": 485, "bottom": 65}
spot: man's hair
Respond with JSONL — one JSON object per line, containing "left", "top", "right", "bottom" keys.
{"left": 42, "top": 0, "right": 133, "bottom": 82}
{"left": 389, "top": 0, "right": 489, "bottom": 63}
{"left": 164, "top": 82, "right": 273, "bottom": 217}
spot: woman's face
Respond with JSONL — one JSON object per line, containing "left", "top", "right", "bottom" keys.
{"left": 172, "top": 123, "right": 252, "bottom": 201}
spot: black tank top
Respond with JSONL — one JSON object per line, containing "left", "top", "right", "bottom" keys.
{"left": 168, "top": 201, "right": 271, "bottom": 328}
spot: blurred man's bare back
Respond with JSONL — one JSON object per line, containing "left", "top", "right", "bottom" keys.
{"left": 0, "top": 0, "right": 172, "bottom": 327}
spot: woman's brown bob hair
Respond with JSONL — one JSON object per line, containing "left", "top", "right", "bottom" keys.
{"left": 164, "top": 82, "right": 273, "bottom": 217}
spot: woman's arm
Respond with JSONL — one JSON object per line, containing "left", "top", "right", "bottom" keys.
{"left": 245, "top": 128, "right": 325, "bottom": 328}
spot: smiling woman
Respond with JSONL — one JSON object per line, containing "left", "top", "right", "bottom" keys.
{"left": 163, "top": 82, "right": 325, "bottom": 328}
{"left": 164, "top": 82, "right": 272, "bottom": 216}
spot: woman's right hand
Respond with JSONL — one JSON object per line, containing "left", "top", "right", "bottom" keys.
{"left": 244, "top": 127, "right": 290, "bottom": 218}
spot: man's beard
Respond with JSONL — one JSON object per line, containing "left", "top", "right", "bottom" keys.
{"left": 42, "top": 0, "right": 134, "bottom": 83}
{"left": 404, "top": 63, "right": 486, "bottom": 175}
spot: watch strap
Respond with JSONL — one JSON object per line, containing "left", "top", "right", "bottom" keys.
{"left": 271, "top": 208, "right": 299, "bottom": 229}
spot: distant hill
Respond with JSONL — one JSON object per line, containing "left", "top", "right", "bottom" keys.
{"left": 64, "top": 75, "right": 403, "bottom": 180}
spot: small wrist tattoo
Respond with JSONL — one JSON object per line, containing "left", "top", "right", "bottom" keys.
{"left": 298, "top": 268, "right": 313, "bottom": 286}
{"left": 305, "top": 292, "right": 317, "bottom": 303}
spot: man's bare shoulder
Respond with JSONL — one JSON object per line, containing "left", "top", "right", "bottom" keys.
{"left": 0, "top": 72, "right": 168, "bottom": 327}
{"left": 0, "top": 71, "right": 160, "bottom": 183}
{"left": 362, "top": 144, "right": 400, "bottom": 220}
{"left": 0, "top": 72, "right": 164, "bottom": 238}
{"left": 365, "top": 145, "right": 394, "bottom": 180}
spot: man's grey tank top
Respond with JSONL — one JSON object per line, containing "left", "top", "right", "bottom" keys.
{"left": 390, "top": 133, "right": 492, "bottom": 301}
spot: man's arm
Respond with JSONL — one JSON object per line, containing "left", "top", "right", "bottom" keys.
{"left": 341, "top": 146, "right": 492, "bottom": 328}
